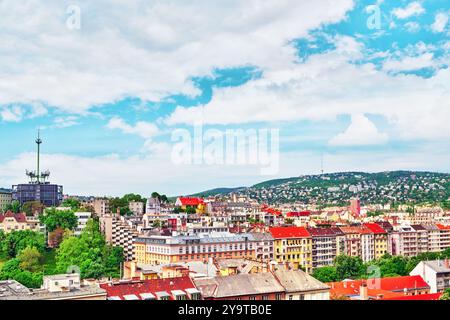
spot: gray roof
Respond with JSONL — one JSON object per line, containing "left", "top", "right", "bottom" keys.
{"left": 273, "top": 269, "right": 329, "bottom": 293}
{"left": 423, "top": 260, "right": 450, "bottom": 273}
{"left": 245, "top": 232, "right": 274, "bottom": 241}
{"left": 194, "top": 273, "right": 284, "bottom": 298}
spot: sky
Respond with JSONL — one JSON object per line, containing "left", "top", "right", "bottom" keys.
{"left": 0, "top": 0, "right": 449, "bottom": 197}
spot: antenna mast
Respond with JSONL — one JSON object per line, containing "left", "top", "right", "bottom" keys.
{"left": 36, "top": 129, "right": 42, "bottom": 184}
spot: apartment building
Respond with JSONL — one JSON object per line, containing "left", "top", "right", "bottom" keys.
{"left": 270, "top": 227, "right": 312, "bottom": 273}
{"left": 129, "top": 201, "right": 144, "bottom": 216}
{"left": 0, "top": 189, "right": 12, "bottom": 212}
{"left": 246, "top": 232, "right": 274, "bottom": 262}
{"left": 364, "top": 223, "right": 388, "bottom": 259}
{"left": 93, "top": 199, "right": 110, "bottom": 217}
{"left": 307, "top": 227, "right": 345, "bottom": 269}
{"left": 339, "top": 226, "right": 375, "bottom": 262}
{"left": 389, "top": 225, "right": 419, "bottom": 257}
{"left": 436, "top": 224, "right": 450, "bottom": 251}
{"left": 74, "top": 212, "right": 91, "bottom": 236}
{"left": 410, "top": 260, "right": 450, "bottom": 293}
{"left": 134, "top": 232, "right": 256, "bottom": 265}
{"left": 423, "top": 224, "right": 441, "bottom": 252}
{"left": 112, "top": 215, "right": 139, "bottom": 261}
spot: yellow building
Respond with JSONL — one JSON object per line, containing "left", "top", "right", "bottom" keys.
{"left": 364, "top": 223, "right": 388, "bottom": 259}
{"left": 269, "top": 227, "right": 312, "bottom": 273}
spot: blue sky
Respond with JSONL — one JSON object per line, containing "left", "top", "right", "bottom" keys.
{"left": 0, "top": 0, "right": 449, "bottom": 196}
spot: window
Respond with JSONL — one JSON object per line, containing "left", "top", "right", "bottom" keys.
{"left": 289, "top": 295, "right": 293, "bottom": 300}
{"left": 275, "top": 293, "right": 283, "bottom": 300}
{"left": 249, "top": 296, "right": 256, "bottom": 301}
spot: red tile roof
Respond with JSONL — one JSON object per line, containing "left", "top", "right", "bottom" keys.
{"left": 382, "top": 293, "right": 442, "bottom": 300}
{"left": 286, "top": 211, "right": 311, "bottom": 217}
{"left": 269, "top": 226, "right": 310, "bottom": 239}
{"left": 328, "top": 275, "right": 430, "bottom": 299}
{"left": 364, "top": 223, "right": 387, "bottom": 234}
{"left": 99, "top": 277, "right": 197, "bottom": 300}
{"left": 436, "top": 224, "right": 450, "bottom": 230}
{"left": 177, "top": 197, "right": 204, "bottom": 206}
{"left": 0, "top": 211, "right": 27, "bottom": 223}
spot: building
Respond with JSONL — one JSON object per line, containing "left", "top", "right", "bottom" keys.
{"left": 134, "top": 232, "right": 256, "bottom": 265}
{"left": 0, "top": 274, "right": 106, "bottom": 300}
{"left": 112, "top": 215, "right": 139, "bottom": 261}
{"left": 194, "top": 272, "right": 285, "bottom": 300}
{"left": 12, "top": 132, "right": 63, "bottom": 207}
{"left": 410, "top": 260, "right": 450, "bottom": 293}
{"left": 307, "top": 227, "right": 345, "bottom": 269}
{"left": 328, "top": 275, "right": 430, "bottom": 300}
{"left": 0, "top": 188, "right": 12, "bottom": 213}
{"left": 269, "top": 227, "right": 312, "bottom": 273}
{"left": 74, "top": 212, "right": 92, "bottom": 236}
{"left": 273, "top": 269, "right": 330, "bottom": 300}
{"left": 93, "top": 198, "right": 110, "bottom": 217}
{"left": 349, "top": 198, "right": 361, "bottom": 217}
{"left": 0, "top": 211, "right": 40, "bottom": 234}
{"left": 146, "top": 197, "right": 161, "bottom": 214}
{"left": 364, "top": 223, "right": 388, "bottom": 259}
{"left": 436, "top": 224, "right": 450, "bottom": 251}
{"left": 339, "top": 226, "right": 374, "bottom": 262}
{"left": 99, "top": 276, "right": 201, "bottom": 300}
{"left": 175, "top": 197, "right": 206, "bottom": 214}
{"left": 246, "top": 232, "right": 274, "bottom": 261}
{"left": 129, "top": 201, "right": 144, "bottom": 216}
{"left": 389, "top": 225, "right": 420, "bottom": 257}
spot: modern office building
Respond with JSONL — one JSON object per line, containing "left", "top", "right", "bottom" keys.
{"left": 11, "top": 132, "right": 63, "bottom": 207}
{"left": 0, "top": 188, "right": 12, "bottom": 212}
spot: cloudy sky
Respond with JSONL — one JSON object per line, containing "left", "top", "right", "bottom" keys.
{"left": 0, "top": 0, "right": 449, "bottom": 197}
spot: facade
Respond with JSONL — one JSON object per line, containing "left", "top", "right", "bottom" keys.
{"left": 134, "top": 232, "right": 256, "bottom": 265}
{"left": 129, "top": 201, "right": 144, "bottom": 216}
{"left": 0, "top": 211, "right": 40, "bottom": 234}
{"left": 307, "top": 227, "right": 345, "bottom": 269}
{"left": 74, "top": 212, "right": 92, "bottom": 236}
{"left": 246, "top": 232, "right": 274, "bottom": 261}
{"left": 350, "top": 198, "right": 361, "bottom": 217}
{"left": 146, "top": 197, "right": 161, "bottom": 214}
{"left": 93, "top": 199, "right": 110, "bottom": 217}
{"left": 364, "top": 223, "right": 388, "bottom": 259}
{"left": 0, "top": 189, "right": 12, "bottom": 212}
{"left": 410, "top": 260, "right": 450, "bottom": 293}
{"left": 112, "top": 215, "right": 139, "bottom": 261}
{"left": 12, "top": 183, "right": 63, "bottom": 207}
{"left": 270, "top": 227, "right": 312, "bottom": 273}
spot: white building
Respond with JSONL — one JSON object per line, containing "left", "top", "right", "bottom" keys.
{"left": 410, "top": 260, "right": 450, "bottom": 293}
{"left": 74, "top": 212, "right": 92, "bottom": 236}
{"left": 129, "top": 201, "right": 144, "bottom": 216}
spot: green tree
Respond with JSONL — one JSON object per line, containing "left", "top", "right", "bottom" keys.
{"left": 39, "top": 208, "right": 78, "bottom": 232}
{"left": 440, "top": 288, "right": 450, "bottom": 300}
{"left": 22, "top": 201, "right": 45, "bottom": 216}
{"left": 334, "top": 255, "right": 364, "bottom": 280}
{"left": 0, "top": 258, "right": 43, "bottom": 288}
{"left": 17, "top": 246, "right": 43, "bottom": 273}
{"left": 5, "top": 200, "right": 21, "bottom": 214}
{"left": 61, "top": 198, "right": 81, "bottom": 211}
{"left": 1, "top": 231, "right": 45, "bottom": 258}
{"left": 312, "top": 266, "right": 338, "bottom": 283}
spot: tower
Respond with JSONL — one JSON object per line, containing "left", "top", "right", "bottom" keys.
{"left": 36, "top": 129, "right": 42, "bottom": 183}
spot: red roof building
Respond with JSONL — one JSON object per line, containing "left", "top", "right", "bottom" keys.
{"left": 328, "top": 275, "right": 430, "bottom": 300}
{"left": 175, "top": 197, "right": 204, "bottom": 207}
{"left": 99, "top": 277, "right": 201, "bottom": 300}
{"left": 286, "top": 211, "right": 311, "bottom": 218}
{"left": 364, "top": 223, "right": 387, "bottom": 234}
{"left": 269, "top": 226, "right": 310, "bottom": 239}
{"left": 0, "top": 211, "right": 27, "bottom": 223}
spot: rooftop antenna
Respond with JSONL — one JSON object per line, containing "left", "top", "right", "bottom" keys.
{"left": 321, "top": 153, "right": 324, "bottom": 175}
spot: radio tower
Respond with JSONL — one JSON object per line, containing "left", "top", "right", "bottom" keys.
{"left": 321, "top": 153, "right": 324, "bottom": 175}
{"left": 36, "top": 129, "right": 42, "bottom": 183}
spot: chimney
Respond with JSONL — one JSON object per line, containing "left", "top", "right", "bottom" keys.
{"left": 360, "top": 282, "right": 368, "bottom": 300}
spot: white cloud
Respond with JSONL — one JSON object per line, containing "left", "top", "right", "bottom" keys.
{"left": 392, "top": 2, "right": 425, "bottom": 19}
{"left": 431, "top": 12, "right": 449, "bottom": 33}
{"left": 165, "top": 42, "right": 450, "bottom": 141}
{"left": 328, "top": 114, "right": 388, "bottom": 146}
{"left": 0, "top": 0, "right": 354, "bottom": 113}
{"left": 106, "top": 117, "right": 160, "bottom": 139}
{"left": 404, "top": 21, "right": 421, "bottom": 33}
{"left": 382, "top": 53, "right": 435, "bottom": 72}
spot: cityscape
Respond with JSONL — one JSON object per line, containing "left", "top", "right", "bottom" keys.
{"left": 1, "top": 0, "right": 450, "bottom": 307}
